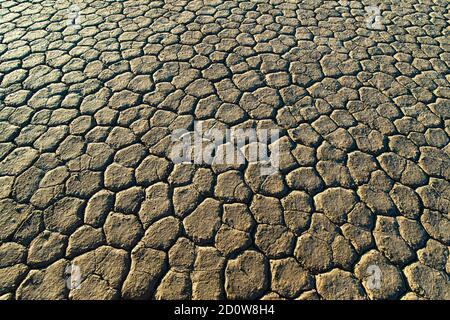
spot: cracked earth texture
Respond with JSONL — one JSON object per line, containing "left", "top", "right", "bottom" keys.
{"left": 0, "top": 0, "right": 449, "bottom": 300}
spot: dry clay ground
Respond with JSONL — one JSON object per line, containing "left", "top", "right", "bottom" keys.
{"left": 0, "top": 0, "right": 449, "bottom": 300}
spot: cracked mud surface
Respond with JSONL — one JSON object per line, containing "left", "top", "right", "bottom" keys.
{"left": 0, "top": 0, "right": 449, "bottom": 300}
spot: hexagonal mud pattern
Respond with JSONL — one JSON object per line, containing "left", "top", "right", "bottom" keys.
{"left": 0, "top": 0, "right": 449, "bottom": 300}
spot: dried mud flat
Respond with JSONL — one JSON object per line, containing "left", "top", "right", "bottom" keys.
{"left": 0, "top": 0, "right": 449, "bottom": 300}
